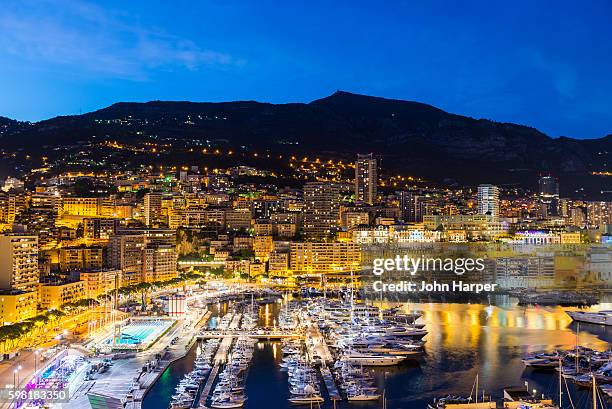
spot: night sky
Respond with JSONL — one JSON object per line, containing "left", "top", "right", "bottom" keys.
{"left": 1, "top": 0, "right": 611, "bottom": 139}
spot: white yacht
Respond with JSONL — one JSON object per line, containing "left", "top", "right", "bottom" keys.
{"left": 566, "top": 310, "right": 612, "bottom": 326}
{"left": 341, "top": 351, "right": 405, "bottom": 366}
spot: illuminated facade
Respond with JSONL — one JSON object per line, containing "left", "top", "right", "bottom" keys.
{"left": 38, "top": 280, "right": 86, "bottom": 310}
{"left": 477, "top": 184, "right": 500, "bottom": 220}
{"left": 59, "top": 246, "right": 104, "bottom": 272}
{"left": 355, "top": 153, "right": 377, "bottom": 205}
{"left": 289, "top": 242, "right": 361, "bottom": 274}
{"left": 0, "top": 234, "right": 39, "bottom": 292}
{"left": 62, "top": 197, "right": 100, "bottom": 216}
{"left": 0, "top": 290, "right": 37, "bottom": 324}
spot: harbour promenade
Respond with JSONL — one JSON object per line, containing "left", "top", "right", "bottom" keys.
{"left": 67, "top": 308, "right": 210, "bottom": 409}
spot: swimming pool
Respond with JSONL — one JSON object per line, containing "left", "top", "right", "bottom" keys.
{"left": 101, "top": 319, "right": 175, "bottom": 349}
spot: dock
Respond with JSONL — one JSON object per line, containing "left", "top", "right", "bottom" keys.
{"left": 197, "top": 313, "right": 243, "bottom": 407}
{"left": 304, "top": 319, "right": 334, "bottom": 364}
{"left": 320, "top": 365, "right": 342, "bottom": 401}
{"left": 197, "top": 329, "right": 301, "bottom": 340}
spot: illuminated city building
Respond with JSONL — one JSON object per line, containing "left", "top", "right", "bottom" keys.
{"left": 78, "top": 269, "right": 122, "bottom": 299}
{"left": 143, "top": 245, "right": 178, "bottom": 282}
{"left": 355, "top": 153, "right": 377, "bottom": 205}
{"left": 341, "top": 211, "right": 370, "bottom": 230}
{"left": 586, "top": 201, "right": 612, "bottom": 227}
{"left": 477, "top": 184, "right": 500, "bottom": 220}
{"left": 59, "top": 246, "right": 104, "bottom": 272}
{"left": 108, "top": 234, "right": 146, "bottom": 285}
{"left": 83, "top": 218, "right": 121, "bottom": 240}
{"left": 0, "top": 290, "right": 37, "bottom": 324}
{"left": 38, "top": 280, "right": 86, "bottom": 310}
{"left": 303, "top": 182, "right": 341, "bottom": 239}
{"left": 144, "top": 192, "right": 163, "bottom": 226}
{"left": 399, "top": 191, "right": 423, "bottom": 222}
{"left": 0, "top": 234, "right": 39, "bottom": 292}
{"left": 253, "top": 235, "right": 274, "bottom": 261}
{"left": 62, "top": 197, "right": 100, "bottom": 216}
{"left": 289, "top": 242, "right": 361, "bottom": 274}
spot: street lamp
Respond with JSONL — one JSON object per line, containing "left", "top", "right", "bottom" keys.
{"left": 34, "top": 349, "right": 40, "bottom": 372}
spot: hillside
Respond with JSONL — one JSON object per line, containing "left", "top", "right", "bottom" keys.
{"left": 0, "top": 91, "right": 610, "bottom": 195}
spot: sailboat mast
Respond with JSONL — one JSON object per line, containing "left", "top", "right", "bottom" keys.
{"left": 350, "top": 268, "right": 354, "bottom": 322}
{"left": 559, "top": 358, "right": 562, "bottom": 408}
{"left": 576, "top": 323, "right": 580, "bottom": 373}
{"left": 592, "top": 373, "right": 597, "bottom": 409}
{"left": 475, "top": 373, "right": 479, "bottom": 404}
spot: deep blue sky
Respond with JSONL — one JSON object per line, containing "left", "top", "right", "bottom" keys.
{"left": 1, "top": 1, "right": 611, "bottom": 139}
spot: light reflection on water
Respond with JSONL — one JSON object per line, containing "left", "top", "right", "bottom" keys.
{"left": 383, "top": 299, "right": 611, "bottom": 407}
{"left": 145, "top": 297, "right": 612, "bottom": 409}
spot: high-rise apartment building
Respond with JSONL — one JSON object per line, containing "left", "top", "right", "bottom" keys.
{"left": 108, "top": 234, "right": 146, "bottom": 285}
{"left": 0, "top": 192, "right": 26, "bottom": 224}
{"left": 538, "top": 176, "right": 559, "bottom": 198}
{"left": 0, "top": 234, "right": 39, "bottom": 292}
{"left": 399, "top": 191, "right": 423, "bottom": 222}
{"left": 538, "top": 175, "right": 559, "bottom": 216}
{"left": 143, "top": 245, "right": 178, "bottom": 282}
{"left": 303, "top": 182, "right": 341, "bottom": 239}
{"left": 477, "top": 184, "right": 500, "bottom": 220}
{"left": 144, "top": 192, "right": 163, "bottom": 226}
{"left": 355, "top": 154, "right": 377, "bottom": 205}
{"left": 586, "top": 201, "right": 612, "bottom": 227}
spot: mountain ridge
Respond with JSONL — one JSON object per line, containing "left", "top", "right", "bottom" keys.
{"left": 0, "top": 91, "right": 610, "bottom": 197}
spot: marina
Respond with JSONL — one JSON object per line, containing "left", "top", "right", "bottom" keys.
{"left": 140, "top": 292, "right": 612, "bottom": 409}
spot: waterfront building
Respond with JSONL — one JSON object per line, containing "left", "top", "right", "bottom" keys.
{"left": 268, "top": 251, "right": 289, "bottom": 276}
{"left": 494, "top": 255, "right": 555, "bottom": 288}
{"left": 0, "top": 290, "right": 37, "bottom": 324}
{"left": 77, "top": 269, "right": 122, "bottom": 299}
{"left": 289, "top": 242, "right": 361, "bottom": 274}
{"left": 108, "top": 234, "right": 146, "bottom": 285}
{"left": 143, "top": 245, "right": 178, "bottom": 282}
{"left": 38, "top": 280, "right": 86, "bottom": 310}
{"left": 253, "top": 235, "right": 273, "bottom": 261}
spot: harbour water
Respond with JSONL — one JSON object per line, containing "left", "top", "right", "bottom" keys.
{"left": 143, "top": 296, "right": 612, "bottom": 409}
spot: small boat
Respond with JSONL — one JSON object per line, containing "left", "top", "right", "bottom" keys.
{"left": 288, "top": 396, "right": 324, "bottom": 405}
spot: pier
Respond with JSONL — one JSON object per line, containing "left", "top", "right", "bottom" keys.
{"left": 320, "top": 365, "right": 342, "bottom": 401}
{"left": 197, "top": 329, "right": 301, "bottom": 340}
{"left": 197, "top": 313, "right": 243, "bottom": 407}
{"left": 304, "top": 319, "right": 334, "bottom": 364}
